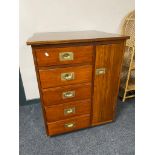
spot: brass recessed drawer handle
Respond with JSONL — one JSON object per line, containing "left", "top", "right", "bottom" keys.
{"left": 59, "top": 52, "right": 74, "bottom": 61}
{"left": 64, "top": 107, "right": 75, "bottom": 115}
{"left": 61, "top": 72, "right": 74, "bottom": 81}
{"left": 96, "top": 68, "right": 106, "bottom": 75}
{"left": 62, "top": 91, "right": 75, "bottom": 99}
{"left": 64, "top": 122, "right": 75, "bottom": 128}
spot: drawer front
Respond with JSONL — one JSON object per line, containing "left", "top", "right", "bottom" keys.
{"left": 35, "top": 46, "right": 93, "bottom": 67}
{"left": 39, "top": 65, "right": 92, "bottom": 88}
{"left": 42, "top": 83, "right": 91, "bottom": 106}
{"left": 47, "top": 115, "right": 90, "bottom": 135}
{"left": 45, "top": 99, "right": 91, "bottom": 122}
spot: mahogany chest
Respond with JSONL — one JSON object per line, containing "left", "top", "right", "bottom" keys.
{"left": 27, "top": 31, "right": 129, "bottom": 136}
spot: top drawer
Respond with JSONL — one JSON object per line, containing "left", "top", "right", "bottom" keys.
{"left": 34, "top": 46, "right": 93, "bottom": 67}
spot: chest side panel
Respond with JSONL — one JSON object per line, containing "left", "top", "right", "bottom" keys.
{"left": 92, "top": 42, "right": 125, "bottom": 125}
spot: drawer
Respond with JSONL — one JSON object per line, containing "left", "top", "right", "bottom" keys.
{"left": 42, "top": 83, "right": 91, "bottom": 106}
{"left": 35, "top": 46, "right": 93, "bottom": 67}
{"left": 47, "top": 115, "right": 90, "bottom": 136}
{"left": 45, "top": 99, "right": 91, "bottom": 122}
{"left": 39, "top": 65, "right": 92, "bottom": 88}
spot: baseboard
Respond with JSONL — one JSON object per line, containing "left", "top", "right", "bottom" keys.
{"left": 19, "top": 69, "right": 40, "bottom": 106}
{"left": 26, "top": 98, "right": 40, "bottom": 105}
{"left": 20, "top": 98, "right": 40, "bottom": 106}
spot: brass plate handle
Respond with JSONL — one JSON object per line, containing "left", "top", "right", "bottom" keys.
{"left": 64, "top": 107, "right": 75, "bottom": 115}
{"left": 64, "top": 122, "right": 75, "bottom": 128}
{"left": 96, "top": 68, "right": 106, "bottom": 75}
{"left": 59, "top": 52, "right": 74, "bottom": 61}
{"left": 62, "top": 91, "right": 75, "bottom": 99}
{"left": 61, "top": 72, "right": 74, "bottom": 81}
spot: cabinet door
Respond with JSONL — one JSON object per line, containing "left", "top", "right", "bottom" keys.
{"left": 92, "top": 43, "right": 125, "bottom": 125}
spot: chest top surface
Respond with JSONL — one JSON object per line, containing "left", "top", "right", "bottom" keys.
{"left": 27, "top": 30, "right": 129, "bottom": 46}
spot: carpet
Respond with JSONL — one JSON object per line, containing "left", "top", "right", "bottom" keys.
{"left": 19, "top": 99, "right": 135, "bottom": 155}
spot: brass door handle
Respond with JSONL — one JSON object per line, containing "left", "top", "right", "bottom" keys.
{"left": 64, "top": 122, "right": 75, "bottom": 128}
{"left": 59, "top": 52, "right": 74, "bottom": 61}
{"left": 61, "top": 72, "right": 74, "bottom": 81}
{"left": 96, "top": 68, "right": 106, "bottom": 75}
{"left": 64, "top": 107, "right": 75, "bottom": 115}
{"left": 62, "top": 91, "right": 75, "bottom": 99}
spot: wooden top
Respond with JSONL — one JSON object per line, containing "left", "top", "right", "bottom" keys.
{"left": 27, "top": 30, "right": 129, "bottom": 45}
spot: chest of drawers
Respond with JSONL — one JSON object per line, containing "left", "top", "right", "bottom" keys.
{"left": 27, "top": 31, "right": 129, "bottom": 136}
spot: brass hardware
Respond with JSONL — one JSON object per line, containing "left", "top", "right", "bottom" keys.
{"left": 44, "top": 52, "right": 49, "bottom": 57}
{"left": 64, "top": 107, "right": 75, "bottom": 115}
{"left": 96, "top": 68, "right": 106, "bottom": 75}
{"left": 59, "top": 52, "right": 74, "bottom": 61}
{"left": 64, "top": 122, "right": 75, "bottom": 128}
{"left": 62, "top": 91, "right": 75, "bottom": 99}
{"left": 61, "top": 72, "right": 74, "bottom": 81}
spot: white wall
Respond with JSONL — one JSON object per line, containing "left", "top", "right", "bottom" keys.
{"left": 19, "top": 0, "right": 135, "bottom": 100}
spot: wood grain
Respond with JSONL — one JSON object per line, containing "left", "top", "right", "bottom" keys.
{"left": 39, "top": 65, "right": 92, "bottom": 89}
{"left": 44, "top": 99, "right": 91, "bottom": 122}
{"left": 27, "top": 30, "right": 129, "bottom": 45}
{"left": 47, "top": 114, "right": 90, "bottom": 136}
{"left": 42, "top": 83, "right": 91, "bottom": 106}
{"left": 31, "top": 47, "right": 49, "bottom": 135}
{"left": 27, "top": 31, "right": 128, "bottom": 136}
{"left": 92, "top": 43, "right": 125, "bottom": 125}
{"left": 34, "top": 46, "right": 93, "bottom": 67}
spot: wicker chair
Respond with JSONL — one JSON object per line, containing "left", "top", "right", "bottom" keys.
{"left": 119, "top": 11, "right": 135, "bottom": 102}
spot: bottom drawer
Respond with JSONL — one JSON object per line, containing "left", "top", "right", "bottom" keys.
{"left": 47, "top": 115, "right": 90, "bottom": 136}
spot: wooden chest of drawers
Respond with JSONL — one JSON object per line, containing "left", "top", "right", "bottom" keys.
{"left": 27, "top": 30, "right": 129, "bottom": 136}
